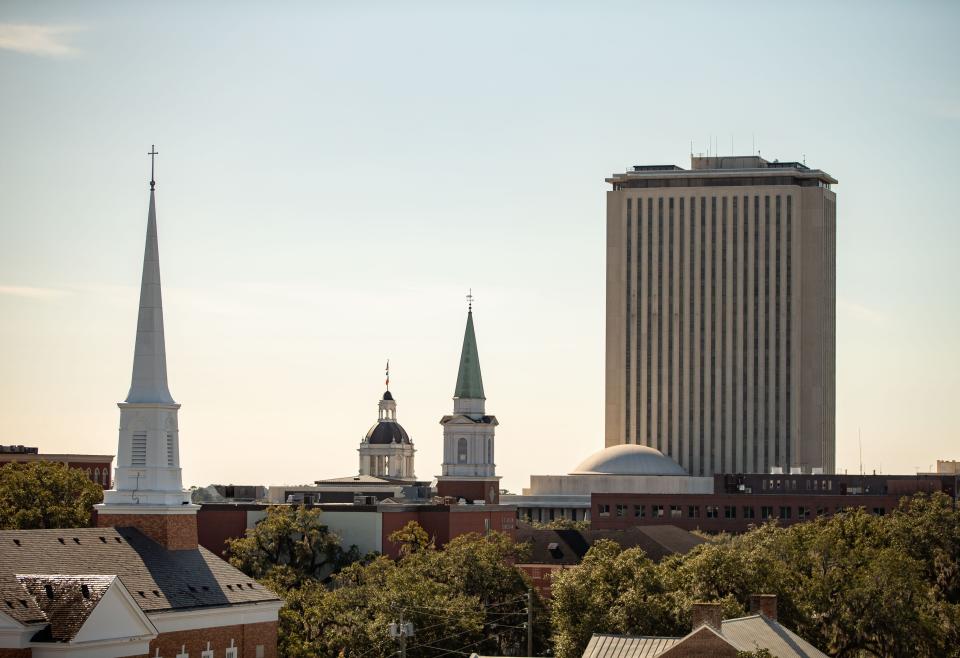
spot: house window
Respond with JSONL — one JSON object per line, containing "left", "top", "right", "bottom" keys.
{"left": 652, "top": 505, "right": 664, "bottom": 518}
{"left": 705, "top": 505, "right": 719, "bottom": 519}
{"left": 798, "top": 506, "right": 810, "bottom": 520}
{"left": 457, "top": 438, "right": 468, "bottom": 463}
{"left": 616, "top": 504, "right": 627, "bottom": 517}
{"left": 201, "top": 650, "right": 214, "bottom": 658}
{"left": 743, "top": 506, "right": 755, "bottom": 519}
{"left": 598, "top": 504, "right": 610, "bottom": 517}
{"left": 724, "top": 505, "right": 736, "bottom": 519}
{"left": 226, "top": 649, "right": 238, "bottom": 658}
{"left": 779, "top": 506, "right": 792, "bottom": 519}
{"left": 873, "top": 507, "right": 885, "bottom": 516}
{"left": 670, "top": 505, "right": 682, "bottom": 519}
{"left": 688, "top": 505, "right": 700, "bottom": 518}
{"left": 256, "top": 646, "right": 265, "bottom": 658}
{"left": 634, "top": 505, "right": 645, "bottom": 518}
{"left": 761, "top": 506, "right": 773, "bottom": 520}
{"left": 175, "top": 648, "right": 189, "bottom": 658}
{"left": 816, "top": 506, "right": 827, "bottom": 517}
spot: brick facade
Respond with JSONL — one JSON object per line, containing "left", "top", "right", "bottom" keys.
{"left": 436, "top": 479, "right": 500, "bottom": 504}
{"left": 657, "top": 627, "right": 738, "bottom": 658}
{"left": 129, "top": 621, "right": 277, "bottom": 658}
{"left": 97, "top": 513, "right": 198, "bottom": 550}
{"left": 0, "top": 649, "right": 31, "bottom": 658}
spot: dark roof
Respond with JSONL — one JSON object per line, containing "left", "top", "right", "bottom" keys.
{"left": 516, "top": 525, "right": 705, "bottom": 565}
{"left": 16, "top": 575, "right": 113, "bottom": 642}
{"left": 382, "top": 390, "right": 394, "bottom": 401}
{"left": 0, "top": 527, "right": 279, "bottom": 626}
{"left": 365, "top": 421, "right": 411, "bottom": 445}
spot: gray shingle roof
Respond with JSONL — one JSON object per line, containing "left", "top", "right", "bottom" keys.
{"left": 583, "top": 634, "right": 681, "bottom": 658}
{"left": 0, "top": 527, "right": 279, "bottom": 626}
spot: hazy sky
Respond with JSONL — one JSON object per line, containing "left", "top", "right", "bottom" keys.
{"left": 1, "top": 1, "right": 958, "bottom": 491}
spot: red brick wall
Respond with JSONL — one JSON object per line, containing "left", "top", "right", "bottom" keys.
{"left": 516, "top": 563, "right": 570, "bottom": 598}
{"left": 380, "top": 507, "right": 518, "bottom": 558}
{"left": 198, "top": 508, "right": 249, "bottom": 557}
{"left": 129, "top": 621, "right": 277, "bottom": 658}
{"left": 657, "top": 626, "right": 739, "bottom": 657}
{"left": 591, "top": 492, "right": 900, "bottom": 532}
{"left": 98, "top": 512, "right": 198, "bottom": 550}
{"left": 436, "top": 479, "right": 500, "bottom": 504}
{"left": 0, "top": 649, "right": 31, "bottom": 657}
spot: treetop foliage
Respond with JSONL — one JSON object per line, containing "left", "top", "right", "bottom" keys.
{"left": 0, "top": 461, "right": 103, "bottom": 530}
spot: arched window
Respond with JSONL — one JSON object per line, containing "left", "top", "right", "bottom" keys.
{"left": 102, "top": 468, "right": 109, "bottom": 486}
{"left": 94, "top": 467, "right": 100, "bottom": 483}
{"left": 486, "top": 439, "right": 491, "bottom": 463}
{"left": 457, "top": 438, "right": 468, "bottom": 463}
{"left": 85, "top": 468, "right": 92, "bottom": 480}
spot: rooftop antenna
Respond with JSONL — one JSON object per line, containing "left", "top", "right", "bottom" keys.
{"left": 859, "top": 427, "right": 863, "bottom": 476}
{"left": 148, "top": 144, "right": 158, "bottom": 191}
{"left": 802, "top": 153, "right": 806, "bottom": 166}
{"left": 466, "top": 288, "right": 474, "bottom": 312}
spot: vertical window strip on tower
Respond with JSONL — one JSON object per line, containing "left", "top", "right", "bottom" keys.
{"left": 636, "top": 197, "right": 643, "bottom": 445}
{"left": 786, "top": 195, "right": 793, "bottom": 469}
{"left": 753, "top": 195, "right": 760, "bottom": 472}
{"left": 742, "top": 195, "right": 749, "bottom": 473}
{"left": 647, "top": 198, "right": 653, "bottom": 448}
{"left": 657, "top": 197, "right": 664, "bottom": 453}
{"left": 625, "top": 198, "right": 632, "bottom": 441}
{"left": 710, "top": 196, "right": 717, "bottom": 474}
{"left": 764, "top": 195, "right": 771, "bottom": 471}
{"left": 721, "top": 196, "right": 728, "bottom": 474}
{"left": 733, "top": 195, "right": 740, "bottom": 472}
{"left": 678, "top": 197, "right": 685, "bottom": 471}
{"left": 688, "top": 197, "right": 695, "bottom": 474}
{"left": 775, "top": 195, "right": 782, "bottom": 470}
{"left": 699, "top": 196, "right": 706, "bottom": 476}
{"left": 668, "top": 197, "right": 675, "bottom": 460}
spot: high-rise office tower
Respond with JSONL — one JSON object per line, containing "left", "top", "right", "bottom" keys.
{"left": 605, "top": 156, "right": 836, "bottom": 476}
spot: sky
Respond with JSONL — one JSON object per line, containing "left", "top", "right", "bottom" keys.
{"left": 1, "top": 1, "right": 958, "bottom": 491}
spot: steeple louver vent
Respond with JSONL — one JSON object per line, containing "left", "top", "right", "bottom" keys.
{"left": 131, "top": 432, "right": 147, "bottom": 467}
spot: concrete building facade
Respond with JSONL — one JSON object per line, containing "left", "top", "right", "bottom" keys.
{"left": 605, "top": 155, "right": 837, "bottom": 476}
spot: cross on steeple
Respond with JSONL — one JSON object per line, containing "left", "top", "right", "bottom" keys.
{"left": 148, "top": 145, "right": 158, "bottom": 191}
{"left": 466, "top": 288, "right": 474, "bottom": 312}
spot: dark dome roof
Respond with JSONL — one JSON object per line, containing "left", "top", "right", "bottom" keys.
{"left": 382, "top": 390, "right": 394, "bottom": 401}
{"left": 365, "top": 421, "right": 410, "bottom": 445}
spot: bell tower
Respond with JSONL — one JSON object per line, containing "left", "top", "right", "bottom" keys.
{"left": 96, "top": 147, "right": 199, "bottom": 550}
{"left": 436, "top": 297, "right": 500, "bottom": 504}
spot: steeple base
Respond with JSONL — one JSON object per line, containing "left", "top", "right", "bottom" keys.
{"left": 95, "top": 502, "right": 200, "bottom": 551}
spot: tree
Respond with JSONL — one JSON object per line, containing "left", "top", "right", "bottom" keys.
{"left": 388, "top": 520, "right": 433, "bottom": 555}
{"left": 0, "top": 461, "right": 103, "bottom": 529}
{"left": 227, "top": 505, "right": 360, "bottom": 587}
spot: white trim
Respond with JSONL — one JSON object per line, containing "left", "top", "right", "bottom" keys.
{"left": 148, "top": 600, "right": 283, "bottom": 633}
{"left": 29, "top": 636, "right": 153, "bottom": 657}
{"left": 94, "top": 503, "right": 200, "bottom": 515}
{"left": 0, "top": 621, "right": 44, "bottom": 650}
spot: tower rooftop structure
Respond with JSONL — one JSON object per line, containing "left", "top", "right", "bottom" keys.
{"left": 607, "top": 155, "right": 836, "bottom": 190}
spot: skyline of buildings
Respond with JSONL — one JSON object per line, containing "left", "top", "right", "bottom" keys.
{"left": 605, "top": 155, "right": 836, "bottom": 476}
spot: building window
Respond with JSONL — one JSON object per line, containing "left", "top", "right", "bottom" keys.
{"left": 816, "top": 506, "right": 827, "bottom": 517}
{"left": 175, "top": 648, "right": 189, "bottom": 658}
{"left": 201, "top": 650, "right": 214, "bottom": 658}
{"left": 256, "top": 647, "right": 265, "bottom": 658}
{"left": 798, "top": 506, "right": 810, "bottom": 520}
{"left": 226, "top": 649, "right": 238, "bottom": 658}
{"left": 670, "top": 505, "right": 682, "bottom": 519}
{"left": 706, "top": 505, "right": 719, "bottom": 519}
{"left": 616, "top": 504, "right": 627, "bottom": 517}
{"left": 652, "top": 504, "right": 664, "bottom": 518}
{"left": 761, "top": 506, "right": 773, "bottom": 520}
{"left": 166, "top": 432, "right": 175, "bottom": 466}
{"left": 724, "top": 505, "right": 736, "bottom": 519}
{"left": 598, "top": 504, "right": 610, "bottom": 517}
{"left": 457, "top": 438, "right": 468, "bottom": 463}
{"left": 779, "top": 506, "right": 792, "bottom": 519}
{"left": 873, "top": 507, "right": 886, "bottom": 516}
{"left": 743, "top": 506, "right": 755, "bottom": 519}
{"left": 634, "top": 505, "right": 645, "bottom": 518}
{"left": 688, "top": 505, "right": 700, "bottom": 518}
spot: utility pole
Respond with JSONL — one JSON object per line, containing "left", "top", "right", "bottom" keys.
{"left": 389, "top": 612, "right": 414, "bottom": 658}
{"left": 527, "top": 588, "right": 534, "bottom": 656}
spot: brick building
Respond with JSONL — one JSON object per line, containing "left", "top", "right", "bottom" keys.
{"left": 196, "top": 501, "right": 517, "bottom": 559}
{"left": 0, "top": 445, "right": 113, "bottom": 489}
{"left": 592, "top": 472, "right": 957, "bottom": 533}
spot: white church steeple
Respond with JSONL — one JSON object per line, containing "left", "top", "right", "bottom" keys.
{"left": 99, "top": 147, "right": 194, "bottom": 518}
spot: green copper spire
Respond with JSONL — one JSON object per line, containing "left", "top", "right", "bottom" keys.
{"left": 454, "top": 308, "right": 485, "bottom": 400}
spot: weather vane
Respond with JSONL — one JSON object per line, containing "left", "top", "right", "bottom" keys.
{"left": 148, "top": 145, "right": 158, "bottom": 191}
{"left": 466, "top": 288, "right": 474, "bottom": 312}
{"left": 385, "top": 359, "right": 390, "bottom": 391}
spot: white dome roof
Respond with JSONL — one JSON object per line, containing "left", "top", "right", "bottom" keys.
{"left": 571, "top": 444, "right": 687, "bottom": 476}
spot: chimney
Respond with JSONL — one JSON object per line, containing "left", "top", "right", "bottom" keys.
{"left": 691, "top": 602, "right": 723, "bottom": 630}
{"left": 749, "top": 594, "right": 778, "bottom": 620}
